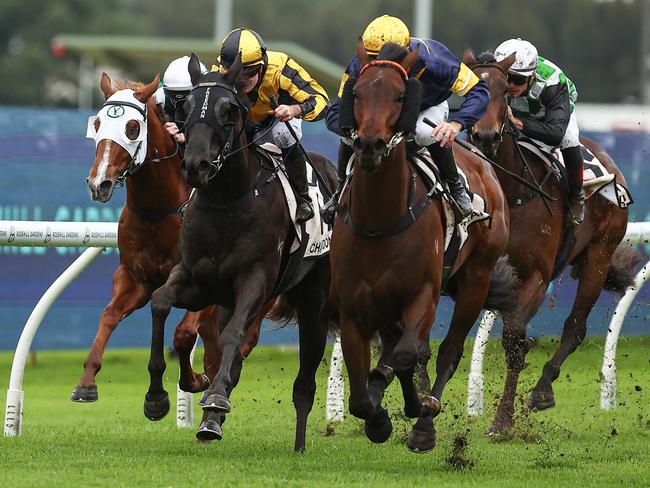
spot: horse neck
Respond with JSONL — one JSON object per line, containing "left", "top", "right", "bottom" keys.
{"left": 350, "top": 144, "right": 411, "bottom": 228}
{"left": 495, "top": 131, "right": 531, "bottom": 197}
{"left": 125, "top": 111, "right": 189, "bottom": 210}
{"left": 200, "top": 132, "right": 257, "bottom": 205}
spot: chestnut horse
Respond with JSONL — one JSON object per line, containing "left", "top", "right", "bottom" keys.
{"left": 464, "top": 49, "right": 634, "bottom": 434}
{"left": 80, "top": 73, "right": 263, "bottom": 413}
{"left": 330, "top": 42, "right": 513, "bottom": 452}
{"left": 144, "top": 54, "right": 338, "bottom": 452}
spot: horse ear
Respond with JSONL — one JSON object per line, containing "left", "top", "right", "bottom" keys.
{"left": 100, "top": 72, "right": 115, "bottom": 100}
{"left": 188, "top": 52, "right": 203, "bottom": 86}
{"left": 462, "top": 47, "right": 477, "bottom": 66}
{"left": 401, "top": 44, "right": 419, "bottom": 72}
{"left": 134, "top": 73, "right": 160, "bottom": 103}
{"left": 225, "top": 51, "right": 243, "bottom": 86}
{"left": 499, "top": 52, "right": 517, "bottom": 72}
{"left": 355, "top": 38, "right": 370, "bottom": 69}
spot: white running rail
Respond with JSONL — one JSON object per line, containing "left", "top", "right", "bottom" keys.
{"left": 1, "top": 220, "right": 193, "bottom": 436}
{"left": 466, "top": 221, "right": 650, "bottom": 416}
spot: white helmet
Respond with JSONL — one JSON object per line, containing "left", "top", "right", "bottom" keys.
{"left": 162, "top": 56, "right": 207, "bottom": 91}
{"left": 494, "top": 38, "right": 538, "bottom": 76}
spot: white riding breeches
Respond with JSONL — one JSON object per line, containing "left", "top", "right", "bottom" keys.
{"left": 414, "top": 101, "right": 450, "bottom": 147}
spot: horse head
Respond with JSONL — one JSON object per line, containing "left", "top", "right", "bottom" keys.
{"left": 181, "top": 52, "right": 249, "bottom": 189}
{"left": 86, "top": 72, "right": 160, "bottom": 202}
{"left": 341, "top": 40, "right": 420, "bottom": 172}
{"left": 464, "top": 48, "right": 516, "bottom": 159}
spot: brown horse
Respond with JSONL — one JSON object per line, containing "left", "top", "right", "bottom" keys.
{"left": 78, "top": 73, "right": 263, "bottom": 411}
{"left": 464, "top": 49, "right": 635, "bottom": 434}
{"left": 330, "top": 42, "right": 513, "bottom": 452}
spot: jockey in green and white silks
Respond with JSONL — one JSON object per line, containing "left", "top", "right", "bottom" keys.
{"left": 494, "top": 38, "right": 585, "bottom": 224}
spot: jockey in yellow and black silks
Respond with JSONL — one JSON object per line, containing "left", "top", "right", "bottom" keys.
{"left": 217, "top": 28, "right": 330, "bottom": 223}
{"left": 324, "top": 15, "right": 490, "bottom": 223}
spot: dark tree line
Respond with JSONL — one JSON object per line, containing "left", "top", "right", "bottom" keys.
{"left": 0, "top": 0, "right": 643, "bottom": 107}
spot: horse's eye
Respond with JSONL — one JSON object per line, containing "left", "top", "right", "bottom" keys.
{"left": 125, "top": 121, "right": 140, "bottom": 141}
{"left": 397, "top": 92, "right": 406, "bottom": 103}
{"left": 352, "top": 90, "right": 358, "bottom": 99}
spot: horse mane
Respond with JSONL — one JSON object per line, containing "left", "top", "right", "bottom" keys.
{"left": 376, "top": 42, "right": 409, "bottom": 63}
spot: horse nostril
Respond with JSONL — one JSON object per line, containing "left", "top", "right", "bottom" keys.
{"left": 352, "top": 138, "right": 363, "bottom": 151}
{"left": 374, "top": 139, "right": 386, "bottom": 153}
{"left": 491, "top": 132, "right": 501, "bottom": 143}
{"left": 198, "top": 160, "right": 211, "bottom": 173}
{"left": 99, "top": 180, "right": 113, "bottom": 194}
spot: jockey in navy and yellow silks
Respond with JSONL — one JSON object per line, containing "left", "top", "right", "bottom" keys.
{"left": 324, "top": 15, "right": 489, "bottom": 222}
{"left": 217, "top": 28, "right": 330, "bottom": 223}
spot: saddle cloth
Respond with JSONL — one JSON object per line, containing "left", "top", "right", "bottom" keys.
{"left": 340, "top": 148, "right": 491, "bottom": 256}
{"left": 259, "top": 143, "right": 332, "bottom": 258}
{"left": 518, "top": 141, "right": 633, "bottom": 208}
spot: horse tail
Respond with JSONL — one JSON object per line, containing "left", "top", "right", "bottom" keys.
{"left": 588, "top": 246, "right": 640, "bottom": 294}
{"left": 266, "top": 294, "right": 340, "bottom": 332}
{"left": 484, "top": 256, "right": 518, "bottom": 312}
{"left": 266, "top": 295, "right": 297, "bottom": 325}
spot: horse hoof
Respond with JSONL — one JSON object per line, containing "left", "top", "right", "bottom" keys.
{"left": 485, "top": 420, "right": 512, "bottom": 437}
{"left": 196, "top": 419, "right": 223, "bottom": 441}
{"left": 406, "top": 427, "right": 436, "bottom": 453}
{"left": 528, "top": 389, "right": 555, "bottom": 411}
{"left": 364, "top": 415, "right": 393, "bottom": 444}
{"left": 70, "top": 385, "right": 98, "bottom": 402}
{"left": 143, "top": 392, "right": 170, "bottom": 421}
{"left": 420, "top": 395, "right": 441, "bottom": 418}
{"left": 201, "top": 394, "right": 231, "bottom": 412}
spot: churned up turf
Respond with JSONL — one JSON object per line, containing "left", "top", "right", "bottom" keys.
{"left": 0, "top": 336, "right": 648, "bottom": 487}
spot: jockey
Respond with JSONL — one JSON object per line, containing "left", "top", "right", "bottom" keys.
{"left": 155, "top": 55, "right": 207, "bottom": 144}
{"left": 217, "top": 28, "right": 330, "bottom": 223}
{"left": 494, "top": 38, "right": 585, "bottom": 224}
{"left": 324, "top": 14, "right": 489, "bottom": 223}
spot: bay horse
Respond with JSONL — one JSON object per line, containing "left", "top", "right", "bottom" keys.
{"left": 80, "top": 73, "right": 264, "bottom": 413}
{"left": 464, "top": 49, "right": 634, "bottom": 434}
{"left": 144, "top": 53, "right": 338, "bottom": 452}
{"left": 330, "top": 41, "right": 514, "bottom": 452}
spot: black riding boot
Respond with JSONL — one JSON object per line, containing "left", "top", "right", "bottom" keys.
{"left": 322, "top": 142, "right": 353, "bottom": 225}
{"left": 427, "top": 143, "right": 473, "bottom": 219}
{"left": 561, "top": 146, "right": 585, "bottom": 225}
{"left": 282, "top": 145, "right": 314, "bottom": 223}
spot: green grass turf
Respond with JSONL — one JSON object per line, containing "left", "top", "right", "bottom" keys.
{"left": 0, "top": 336, "right": 648, "bottom": 487}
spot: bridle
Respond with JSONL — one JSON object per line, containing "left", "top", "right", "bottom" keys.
{"left": 348, "top": 59, "right": 411, "bottom": 157}
{"left": 184, "top": 80, "right": 255, "bottom": 179}
{"left": 466, "top": 61, "right": 510, "bottom": 144}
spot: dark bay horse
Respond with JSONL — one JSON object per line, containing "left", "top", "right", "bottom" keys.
{"left": 330, "top": 42, "right": 514, "bottom": 452}
{"left": 464, "top": 49, "right": 634, "bottom": 435}
{"left": 79, "top": 73, "right": 231, "bottom": 409}
{"left": 144, "top": 53, "right": 338, "bottom": 452}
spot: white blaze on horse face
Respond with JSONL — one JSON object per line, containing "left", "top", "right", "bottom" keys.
{"left": 91, "top": 140, "right": 113, "bottom": 188}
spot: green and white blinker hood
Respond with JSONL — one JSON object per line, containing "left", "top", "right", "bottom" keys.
{"left": 86, "top": 89, "right": 148, "bottom": 166}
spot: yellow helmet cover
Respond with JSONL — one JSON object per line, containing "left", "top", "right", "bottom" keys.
{"left": 361, "top": 15, "right": 410, "bottom": 56}
{"left": 220, "top": 28, "right": 266, "bottom": 68}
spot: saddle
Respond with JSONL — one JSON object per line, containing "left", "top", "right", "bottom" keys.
{"left": 516, "top": 139, "right": 632, "bottom": 209}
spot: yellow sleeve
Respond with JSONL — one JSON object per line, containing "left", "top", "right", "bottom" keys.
{"left": 278, "top": 57, "right": 330, "bottom": 121}
{"left": 337, "top": 73, "right": 350, "bottom": 98}
{"left": 450, "top": 63, "right": 480, "bottom": 96}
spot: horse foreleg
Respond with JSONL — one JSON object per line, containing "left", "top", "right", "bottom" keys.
{"left": 145, "top": 264, "right": 205, "bottom": 421}
{"left": 72, "top": 265, "right": 148, "bottom": 402}
{"left": 530, "top": 242, "right": 615, "bottom": 410}
{"left": 488, "top": 277, "right": 545, "bottom": 436}
{"left": 340, "top": 312, "right": 391, "bottom": 443}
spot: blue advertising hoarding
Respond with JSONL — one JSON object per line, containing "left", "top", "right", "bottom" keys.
{"left": 0, "top": 105, "right": 648, "bottom": 350}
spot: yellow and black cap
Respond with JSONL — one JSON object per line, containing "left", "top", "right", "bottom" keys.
{"left": 220, "top": 28, "right": 267, "bottom": 68}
